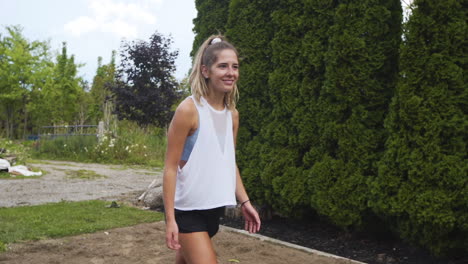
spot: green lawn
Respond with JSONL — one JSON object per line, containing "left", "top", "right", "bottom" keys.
{"left": 0, "top": 200, "right": 163, "bottom": 252}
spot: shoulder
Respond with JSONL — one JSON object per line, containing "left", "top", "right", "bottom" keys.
{"left": 231, "top": 108, "right": 239, "bottom": 120}
{"left": 231, "top": 108, "right": 239, "bottom": 127}
{"left": 175, "top": 97, "right": 197, "bottom": 117}
{"left": 172, "top": 97, "right": 198, "bottom": 128}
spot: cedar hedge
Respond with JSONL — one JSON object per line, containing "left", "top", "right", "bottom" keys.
{"left": 194, "top": 0, "right": 467, "bottom": 256}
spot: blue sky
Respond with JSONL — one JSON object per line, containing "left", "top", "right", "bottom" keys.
{"left": 0, "top": 0, "right": 413, "bottom": 84}
{"left": 0, "top": 0, "right": 196, "bottom": 82}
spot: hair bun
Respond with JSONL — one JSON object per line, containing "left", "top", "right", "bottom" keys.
{"left": 210, "top": 37, "right": 222, "bottom": 45}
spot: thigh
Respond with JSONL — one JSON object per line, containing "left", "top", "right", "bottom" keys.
{"left": 179, "top": 232, "right": 217, "bottom": 264}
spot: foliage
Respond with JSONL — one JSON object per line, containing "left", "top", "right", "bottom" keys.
{"left": 0, "top": 25, "right": 51, "bottom": 139}
{"left": 32, "top": 120, "right": 167, "bottom": 167}
{"left": 226, "top": 0, "right": 280, "bottom": 208}
{"left": 0, "top": 138, "right": 32, "bottom": 164}
{"left": 191, "top": 0, "right": 231, "bottom": 58}
{"left": 371, "top": 0, "right": 467, "bottom": 255}
{"left": 89, "top": 52, "right": 116, "bottom": 124}
{"left": 308, "top": 0, "right": 402, "bottom": 228}
{"left": 111, "top": 32, "right": 180, "bottom": 127}
{"left": 0, "top": 200, "right": 163, "bottom": 247}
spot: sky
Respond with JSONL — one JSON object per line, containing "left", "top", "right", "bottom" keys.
{"left": 0, "top": 0, "right": 197, "bottom": 82}
{"left": 0, "top": 0, "right": 413, "bottom": 84}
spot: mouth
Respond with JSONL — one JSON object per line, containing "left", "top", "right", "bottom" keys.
{"left": 223, "top": 80, "right": 234, "bottom": 85}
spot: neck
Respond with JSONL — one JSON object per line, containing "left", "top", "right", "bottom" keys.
{"left": 205, "top": 90, "right": 226, "bottom": 110}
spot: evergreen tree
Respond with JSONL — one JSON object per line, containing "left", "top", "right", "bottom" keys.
{"left": 191, "top": 0, "right": 230, "bottom": 58}
{"left": 372, "top": 0, "right": 467, "bottom": 255}
{"left": 305, "top": 0, "right": 402, "bottom": 228}
{"left": 226, "top": 0, "right": 280, "bottom": 206}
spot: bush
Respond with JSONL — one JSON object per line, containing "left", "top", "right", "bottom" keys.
{"left": 32, "top": 120, "right": 166, "bottom": 167}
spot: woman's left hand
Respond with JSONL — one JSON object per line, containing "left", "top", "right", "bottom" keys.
{"left": 241, "top": 201, "right": 261, "bottom": 233}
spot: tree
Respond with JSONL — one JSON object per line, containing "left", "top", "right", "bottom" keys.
{"left": 0, "top": 25, "right": 50, "bottom": 138}
{"left": 89, "top": 51, "right": 116, "bottom": 124}
{"left": 111, "top": 31, "right": 180, "bottom": 127}
{"left": 372, "top": 0, "right": 467, "bottom": 255}
{"left": 225, "top": 0, "right": 280, "bottom": 208}
{"left": 307, "top": 0, "right": 403, "bottom": 228}
{"left": 191, "top": 0, "right": 231, "bottom": 58}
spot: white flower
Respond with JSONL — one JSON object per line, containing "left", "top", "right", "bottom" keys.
{"left": 143, "top": 145, "right": 147, "bottom": 149}
{"left": 64, "top": 144, "right": 67, "bottom": 147}
{"left": 125, "top": 146, "right": 129, "bottom": 151}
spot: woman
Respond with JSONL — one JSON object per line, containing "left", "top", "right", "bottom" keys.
{"left": 163, "top": 35, "right": 261, "bottom": 264}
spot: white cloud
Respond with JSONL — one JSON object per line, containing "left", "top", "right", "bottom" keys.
{"left": 64, "top": 0, "right": 159, "bottom": 38}
{"left": 102, "top": 20, "right": 138, "bottom": 38}
{"left": 64, "top": 16, "right": 98, "bottom": 36}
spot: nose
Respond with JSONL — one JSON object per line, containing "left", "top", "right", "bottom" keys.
{"left": 226, "top": 66, "right": 235, "bottom": 76}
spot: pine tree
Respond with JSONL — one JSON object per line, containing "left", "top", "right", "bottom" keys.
{"left": 373, "top": 0, "right": 467, "bottom": 255}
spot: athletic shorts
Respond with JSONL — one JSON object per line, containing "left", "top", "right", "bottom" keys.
{"left": 174, "top": 207, "right": 225, "bottom": 238}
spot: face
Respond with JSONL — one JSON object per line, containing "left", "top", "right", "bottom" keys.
{"left": 203, "top": 49, "right": 239, "bottom": 95}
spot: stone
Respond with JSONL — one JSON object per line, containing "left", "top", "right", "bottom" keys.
{"left": 139, "top": 184, "right": 163, "bottom": 209}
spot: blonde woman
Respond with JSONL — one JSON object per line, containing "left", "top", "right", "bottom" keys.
{"left": 163, "top": 35, "right": 261, "bottom": 264}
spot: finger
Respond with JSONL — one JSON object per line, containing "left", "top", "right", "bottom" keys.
{"left": 244, "top": 219, "right": 248, "bottom": 232}
{"left": 173, "top": 232, "right": 181, "bottom": 249}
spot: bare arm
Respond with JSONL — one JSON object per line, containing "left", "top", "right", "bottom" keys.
{"left": 232, "top": 109, "right": 261, "bottom": 233}
{"left": 163, "top": 98, "right": 197, "bottom": 250}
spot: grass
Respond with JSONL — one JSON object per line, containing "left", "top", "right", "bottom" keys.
{"left": 65, "top": 169, "right": 106, "bottom": 180}
{"left": 0, "top": 169, "right": 44, "bottom": 180}
{"left": 0, "top": 200, "right": 163, "bottom": 252}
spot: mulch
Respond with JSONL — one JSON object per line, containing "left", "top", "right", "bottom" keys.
{"left": 219, "top": 215, "right": 467, "bottom": 264}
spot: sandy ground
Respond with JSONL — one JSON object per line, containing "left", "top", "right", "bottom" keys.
{"left": 0, "top": 160, "right": 362, "bottom": 264}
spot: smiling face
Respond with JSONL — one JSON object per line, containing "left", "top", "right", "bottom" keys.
{"left": 202, "top": 49, "right": 239, "bottom": 95}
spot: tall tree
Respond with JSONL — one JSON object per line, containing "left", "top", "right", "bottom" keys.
{"left": 305, "top": 0, "right": 402, "bottom": 228}
{"left": 0, "top": 25, "right": 50, "bottom": 138}
{"left": 191, "top": 0, "right": 231, "bottom": 58}
{"left": 226, "top": 0, "right": 280, "bottom": 207}
{"left": 89, "top": 51, "right": 116, "bottom": 124}
{"left": 111, "top": 31, "right": 180, "bottom": 127}
{"left": 373, "top": 0, "right": 467, "bottom": 255}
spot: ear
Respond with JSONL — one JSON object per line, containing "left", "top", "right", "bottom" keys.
{"left": 201, "top": 65, "right": 209, "bottom": 79}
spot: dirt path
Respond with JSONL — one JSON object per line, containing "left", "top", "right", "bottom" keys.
{"left": 0, "top": 160, "right": 363, "bottom": 264}
{"left": 0, "top": 222, "right": 360, "bottom": 264}
{"left": 0, "top": 160, "right": 161, "bottom": 207}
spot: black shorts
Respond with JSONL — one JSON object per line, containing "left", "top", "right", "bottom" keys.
{"left": 174, "top": 207, "right": 225, "bottom": 238}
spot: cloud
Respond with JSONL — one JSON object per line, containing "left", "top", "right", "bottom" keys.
{"left": 64, "top": 0, "right": 159, "bottom": 38}
{"left": 64, "top": 16, "right": 98, "bottom": 37}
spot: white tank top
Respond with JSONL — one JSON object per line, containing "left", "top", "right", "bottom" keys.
{"left": 174, "top": 96, "right": 237, "bottom": 210}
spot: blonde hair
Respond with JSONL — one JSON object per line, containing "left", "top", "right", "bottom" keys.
{"left": 189, "top": 35, "right": 239, "bottom": 110}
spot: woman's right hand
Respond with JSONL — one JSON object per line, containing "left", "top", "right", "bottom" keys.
{"left": 165, "top": 220, "right": 181, "bottom": 250}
